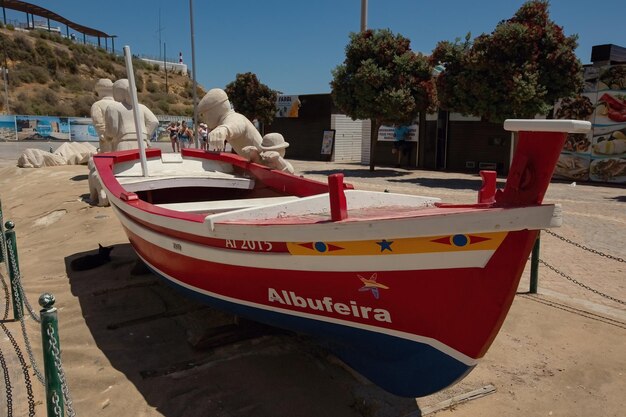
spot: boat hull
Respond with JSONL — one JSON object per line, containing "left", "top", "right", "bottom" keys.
{"left": 94, "top": 119, "right": 590, "bottom": 397}
{"left": 114, "top": 204, "right": 537, "bottom": 397}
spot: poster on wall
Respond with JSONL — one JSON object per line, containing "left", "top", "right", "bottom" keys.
{"left": 69, "top": 117, "right": 99, "bottom": 142}
{"left": 321, "top": 129, "right": 335, "bottom": 158}
{"left": 15, "top": 116, "right": 70, "bottom": 141}
{"left": 377, "top": 124, "right": 419, "bottom": 142}
{"left": 275, "top": 95, "right": 301, "bottom": 118}
{"left": 555, "top": 64, "right": 626, "bottom": 184}
{"left": 589, "top": 65, "right": 626, "bottom": 183}
{"left": 0, "top": 115, "right": 16, "bottom": 141}
{"left": 553, "top": 90, "right": 594, "bottom": 181}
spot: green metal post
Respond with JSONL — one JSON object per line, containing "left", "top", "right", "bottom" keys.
{"left": 0, "top": 199, "right": 4, "bottom": 264}
{"left": 4, "top": 220, "right": 23, "bottom": 319}
{"left": 530, "top": 231, "right": 540, "bottom": 294}
{"left": 40, "top": 293, "right": 64, "bottom": 417}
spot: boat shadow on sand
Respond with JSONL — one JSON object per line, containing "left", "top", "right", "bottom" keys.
{"left": 64, "top": 244, "right": 418, "bottom": 417}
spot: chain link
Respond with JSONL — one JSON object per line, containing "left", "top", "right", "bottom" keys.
{"left": 52, "top": 391, "right": 63, "bottom": 417}
{"left": 0, "top": 344, "right": 14, "bottom": 417}
{"left": 0, "top": 323, "right": 36, "bottom": 417}
{"left": 6, "top": 243, "right": 45, "bottom": 384}
{"left": 2, "top": 215, "right": 33, "bottom": 417}
{"left": 47, "top": 323, "right": 76, "bottom": 417}
{"left": 0, "top": 214, "right": 12, "bottom": 320}
{"left": 539, "top": 259, "right": 626, "bottom": 305}
{"left": 10, "top": 273, "right": 45, "bottom": 385}
{"left": 1, "top": 220, "right": 77, "bottom": 416}
{"left": 543, "top": 229, "right": 625, "bottom": 263}
{"left": 6, "top": 243, "right": 41, "bottom": 323}
{"left": 0, "top": 269, "right": 9, "bottom": 321}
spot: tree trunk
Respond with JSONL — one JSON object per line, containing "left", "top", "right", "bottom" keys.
{"left": 369, "top": 120, "right": 380, "bottom": 171}
{"left": 417, "top": 112, "right": 426, "bottom": 168}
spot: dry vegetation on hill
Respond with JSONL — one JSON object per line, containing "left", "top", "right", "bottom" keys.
{"left": 0, "top": 26, "right": 205, "bottom": 117}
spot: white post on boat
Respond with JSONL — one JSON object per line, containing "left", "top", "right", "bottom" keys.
{"left": 123, "top": 45, "right": 149, "bottom": 177}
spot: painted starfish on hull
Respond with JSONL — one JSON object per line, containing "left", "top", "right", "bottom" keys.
{"left": 358, "top": 273, "right": 389, "bottom": 299}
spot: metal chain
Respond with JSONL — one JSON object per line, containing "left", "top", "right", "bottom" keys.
{"left": 543, "top": 229, "right": 625, "bottom": 263}
{"left": 0, "top": 323, "right": 36, "bottom": 417}
{"left": 6, "top": 243, "right": 40, "bottom": 323}
{"left": 47, "top": 323, "right": 76, "bottom": 417}
{"left": 0, "top": 270, "right": 9, "bottom": 321}
{"left": 5, "top": 241, "right": 45, "bottom": 385}
{"left": 0, "top": 344, "right": 14, "bottom": 417}
{"left": 52, "top": 391, "right": 63, "bottom": 417}
{"left": 11, "top": 275, "right": 45, "bottom": 385}
{"left": 539, "top": 259, "right": 626, "bottom": 305}
{"left": 0, "top": 216, "right": 12, "bottom": 320}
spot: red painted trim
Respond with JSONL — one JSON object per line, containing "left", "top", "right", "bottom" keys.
{"left": 118, "top": 208, "right": 290, "bottom": 252}
{"left": 328, "top": 174, "right": 348, "bottom": 221}
{"left": 495, "top": 131, "right": 566, "bottom": 207}
{"left": 94, "top": 154, "right": 207, "bottom": 222}
{"left": 478, "top": 170, "right": 497, "bottom": 204}
{"left": 183, "top": 149, "right": 351, "bottom": 197}
{"left": 95, "top": 150, "right": 356, "bottom": 223}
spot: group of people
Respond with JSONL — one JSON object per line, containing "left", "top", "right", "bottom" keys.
{"left": 167, "top": 120, "right": 209, "bottom": 152}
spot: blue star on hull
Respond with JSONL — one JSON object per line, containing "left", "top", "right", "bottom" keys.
{"left": 376, "top": 239, "right": 394, "bottom": 252}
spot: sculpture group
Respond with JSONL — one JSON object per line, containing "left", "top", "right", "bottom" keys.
{"left": 88, "top": 80, "right": 294, "bottom": 206}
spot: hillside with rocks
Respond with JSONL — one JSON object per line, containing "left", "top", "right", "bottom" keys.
{"left": 0, "top": 26, "right": 205, "bottom": 117}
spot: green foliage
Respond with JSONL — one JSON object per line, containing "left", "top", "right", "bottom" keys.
{"left": 431, "top": 0, "right": 582, "bottom": 122}
{"left": 0, "top": 27, "right": 195, "bottom": 117}
{"left": 331, "top": 29, "right": 436, "bottom": 169}
{"left": 73, "top": 95, "right": 94, "bottom": 117}
{"left": 225, "top": 73, "right": 278, "bottom": 125}
{"left": 14, "top": 63, "right": 49, "bottom": 84}
{"left": 331, "top": 29, "right": 436, "bottom": 126}
{"left": 146, "top": 80, "right": 158, "bottom": 93}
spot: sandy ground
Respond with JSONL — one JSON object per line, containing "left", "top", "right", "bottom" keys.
{"left": 0, "top": 145, "right": 624, "bottom": 416}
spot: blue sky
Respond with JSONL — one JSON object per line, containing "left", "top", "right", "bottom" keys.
{"left": 4, "top": 1, "right": 625, "bottom": 94}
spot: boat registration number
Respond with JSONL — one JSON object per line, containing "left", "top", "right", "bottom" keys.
{"left": 225, "top": 240, "right": 273, "bottom": 251}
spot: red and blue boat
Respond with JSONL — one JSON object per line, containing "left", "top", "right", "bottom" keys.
{"left": 93, "top": 119, "right": 589, "bottom": 397}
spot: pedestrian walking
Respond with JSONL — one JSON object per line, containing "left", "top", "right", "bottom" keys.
{"left": 178, "top": 120, "right": 193, "bottom": 150}
{"left": 167, "top": 121, "right": 180, "bottom": 152}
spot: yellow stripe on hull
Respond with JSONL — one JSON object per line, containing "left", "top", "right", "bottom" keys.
{"left": 287, "top": 232, "right": 508, "bottom": 256}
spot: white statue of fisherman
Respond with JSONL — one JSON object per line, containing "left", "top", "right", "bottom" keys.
{"left": 198, "top": 88, "right": 263, "bottom": 159}
{"left": 105, "top": 79, "right": 159, "bottom": 151}
{"left": 88, "top": 78, "right": 115, "bottom": 207}
{"left": 90, "top": 78, "right": 115, "bottom": 152}
{"left": 197, "top": 88, "right": 294, "bottom": 173}
{"left": 243, "top": 133, "right": 295, "bottom": 174}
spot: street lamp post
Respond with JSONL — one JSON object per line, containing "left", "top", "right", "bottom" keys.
{"left": 361, "top": 0, "right": 367, "bottom": 32}
{"left": 189, "top": 0, "right": 199, "bottom": 148}
{"left": 1, "top": 66, "right": 8, "bottom": 114}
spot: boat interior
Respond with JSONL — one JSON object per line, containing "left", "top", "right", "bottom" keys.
{"left": 108, "top": 150, "right": 440, "bottom": 217}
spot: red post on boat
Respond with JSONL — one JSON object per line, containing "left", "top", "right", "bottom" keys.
{"left": 478, "top": 170, "right": 497, "bottom": 204}
{"left": 497, "top": 120, "right": 591, "bottom": 207}
{"left": 328, "top": 174, "right": 348, "bottom": 221}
